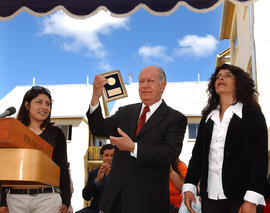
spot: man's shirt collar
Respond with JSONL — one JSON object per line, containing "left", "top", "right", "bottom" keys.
{"left": 142, "top": 99, "right": 163, "bottom": 114}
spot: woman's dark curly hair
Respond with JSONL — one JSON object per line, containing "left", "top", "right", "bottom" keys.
{"left": 17, "top": 86, "right": 53, "bottom": 129}
{"left": 202, "top": 64, "right": 260, "bottom": 117}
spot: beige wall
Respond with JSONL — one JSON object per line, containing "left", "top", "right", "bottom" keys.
{"left": 229, "top": 1, "right": 270, "bottom": 129}
{"left": 230, "top": 5, "right": 251, "bottom": 70}
{"left": 179, "top": 116, "right": 202, "bottom": 166}
{"left": 221, "top": 0, "right": 270, "bottom": 172}
{"left": 254, "top": 0, "right": 270, "bottom": 128}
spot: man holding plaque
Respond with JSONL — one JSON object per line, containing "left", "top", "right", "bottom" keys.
{"left": 86, "top": 65, "right": 187, "bottom": 213}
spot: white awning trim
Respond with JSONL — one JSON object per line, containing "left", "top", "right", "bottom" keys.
{"left": 0, "top": 1, "right": 225, "bottom": 21}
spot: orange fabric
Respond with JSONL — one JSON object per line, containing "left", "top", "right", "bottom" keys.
{"left": 169, "top": 161, "right": 187, "bottom": 208}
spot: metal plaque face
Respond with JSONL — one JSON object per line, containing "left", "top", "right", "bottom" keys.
{"left": 102, "top": 70, "right": 128, "bottom": 102}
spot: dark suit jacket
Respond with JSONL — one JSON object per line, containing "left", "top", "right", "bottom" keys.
{"left": 76, "top": 168, "right": 106, "bottom": 213}
{"left": 82, "top": 168, "right": 106, "bottom": 209}
{"left": 185, "top": 104, "right": 268, "bottom": 200}
{"left": 86, "top": 100, "right": 187, "bottom": 213}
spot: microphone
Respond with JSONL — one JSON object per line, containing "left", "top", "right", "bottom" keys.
{"left": 0, "top": 107, "right": 16, "bottom": 118}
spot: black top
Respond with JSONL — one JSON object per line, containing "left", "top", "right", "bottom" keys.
{"left": 40, "top": 126, "right": 71, "bottom": 207}
{"left": 1, "top": 125, "right": 71, "bottom": 207}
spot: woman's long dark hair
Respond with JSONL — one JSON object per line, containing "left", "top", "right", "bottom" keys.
{"left": 202, "top": 64, "right": 260, "bottom": 117}
{"left": 17, "top": 86, "right": 53, "bottom": 129}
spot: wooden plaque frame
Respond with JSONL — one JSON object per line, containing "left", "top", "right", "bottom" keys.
{"left": 102, "top": 70, "right": 128, "bottom": 102}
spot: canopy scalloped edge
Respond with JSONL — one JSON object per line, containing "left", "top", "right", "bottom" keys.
{"left": 0, "top": 0, "right": 224, "bottom": 21}
{"left": 0, "top": 0, "right": 257, "bottom": 21}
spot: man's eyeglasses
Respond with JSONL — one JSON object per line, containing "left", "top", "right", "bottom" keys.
{"left": 28, "top": 86, "right": 51, "bottom": 95}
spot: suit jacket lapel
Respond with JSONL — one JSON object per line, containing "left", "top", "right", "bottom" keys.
{"left": 224, "top": 114, "right": 241, "bottom": 151}
{"left": 204, "top": 114, "right": 241, "bottom": 153}
{"left": 204, "top": 118, "right": 214, "bottom": 154}
{"left": 135, "top": 101, "right": 167, "bottom": 137}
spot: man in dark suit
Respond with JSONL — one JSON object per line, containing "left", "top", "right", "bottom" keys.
{"left": 86, "top": 65, "right": 187, "bottom": 213}
{"left": 76, "top": 144, "right": 115, "bottom": 213}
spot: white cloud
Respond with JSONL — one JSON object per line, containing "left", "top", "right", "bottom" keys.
{"left": 175, "top": 34, "right": 218, "bottom": 58}
{"left": 98, "top": 61, "right": 112, "bottom": 71}
{"left": 39, "top": 10, "right": 130, "bottom": 59}
{"left": 138, "top": 45, "right": 173, "bottom": 62}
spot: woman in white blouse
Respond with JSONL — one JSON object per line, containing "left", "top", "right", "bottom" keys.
{"left": 183, "top": 64, "right": 268, "bottom": 213}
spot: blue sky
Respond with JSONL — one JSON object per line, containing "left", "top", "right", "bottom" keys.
{"left": 0, "top": 4, "right": 228, "bottom": 99}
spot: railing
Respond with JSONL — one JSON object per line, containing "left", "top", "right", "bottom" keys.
{"left": 88, "top": 146, "right": 102, "bottom": 161}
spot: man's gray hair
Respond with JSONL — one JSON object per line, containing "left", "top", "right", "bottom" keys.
{"left": 158, "top": 67, "right": 166, "bottom": 82}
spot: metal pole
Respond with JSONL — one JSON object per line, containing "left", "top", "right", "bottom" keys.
{"left": 249, "top": 4, "right": 258, "bottom": 89}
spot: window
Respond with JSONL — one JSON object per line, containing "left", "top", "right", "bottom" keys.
{"left": 90, "top": 135, "right": 107, "bottom": 147}
{"left": 188, "top": 124, "right": 199, "bottom": 140}
{"left": 94, "top": 138, "right": 107, "bottom": 147}
{"left": 56, "top": 125, "right": 72, "bottom": 141}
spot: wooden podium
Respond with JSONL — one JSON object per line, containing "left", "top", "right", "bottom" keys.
{"left": 0, "top": 118, "right": 60, "bottom": 187}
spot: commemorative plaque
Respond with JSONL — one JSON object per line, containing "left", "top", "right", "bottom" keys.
{"left": 102, "top": 70, "right": 128, "bottom": 102}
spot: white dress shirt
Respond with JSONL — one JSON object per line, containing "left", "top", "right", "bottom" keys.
{"left": 206, "top": 102, "right": 242, "bottom": 200}
{"left": 130, "top": 99, "right": 162, "bottom": 158}
{"left": 182, "top": 102, "right": 265, "bottom": 205}
{"left": 90, "top": 99, "right": 163, "bottom": 158}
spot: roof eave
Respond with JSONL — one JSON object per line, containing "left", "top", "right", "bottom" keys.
{"left": 219, "top": 0, "right": 235, "bottom": 40}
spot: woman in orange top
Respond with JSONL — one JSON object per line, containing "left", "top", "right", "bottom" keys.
{"left": 169, "top": 160, "right": 188, "bottom": 212}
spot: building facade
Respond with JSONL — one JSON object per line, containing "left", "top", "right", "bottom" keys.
{"left": 219, "top": 0, "right": 270, "bottom": 169}
{"left": 0, "top": 81, "right": 208, "bottom": 211}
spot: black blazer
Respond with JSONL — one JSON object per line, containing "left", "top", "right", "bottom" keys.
{"left": 86, "top": 101, "right": 187, "bottom": 213}
{"left": 185, "top": 104, "right": 268, "bottom": 200}
{"left": 82, "top": 168, "right": 106, "bottom": 210}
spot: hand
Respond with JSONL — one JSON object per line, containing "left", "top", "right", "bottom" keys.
{"left": 91, "top": 75, "right": 108, "bottom": 106}
{"left": 238, "top": 201, "right": 256, "bottom": 213}
{"left": 58, "top": 204, "right": 67, "bottom": 213}
{"left": 110, "top": 128, "right": 135, "bottom": 152}
{"left": 96, "top": 162, "right": 111, "bottom": 182}
{"left": 169, "top": 169, "right": 184, "bottom": 192}
{"left": 101, "top": 162, "right": 111, "bottom": 176}
{"left": 170, "top": 165, "right": 173, "bottom": 173}
{"left": 0, "top": 206, "right": 9, "bottom": 213}
{"left": 184, "top": 191, "right": 196, "bottom": 213}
